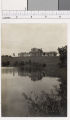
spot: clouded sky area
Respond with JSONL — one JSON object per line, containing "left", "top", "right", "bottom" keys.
{"left": 2, "top": 24, "right": 67, "bottom": 56}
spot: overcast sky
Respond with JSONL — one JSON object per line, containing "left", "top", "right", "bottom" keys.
{"left": 2, "top": 24, "right": 67, "bottom": 56}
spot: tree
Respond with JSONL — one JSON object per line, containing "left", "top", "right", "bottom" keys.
{"left": 13, "top": 53, "right": 15, "bottom": 57}
{"left": 58, "top": 45, "right": 67, "bottom": 66}
{"left": 43, "top": 52, "right": 45, "bottom": 56}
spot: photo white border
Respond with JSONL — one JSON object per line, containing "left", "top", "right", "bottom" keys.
{"left": 0, "top": 13, "right": 70, "bottom": 120}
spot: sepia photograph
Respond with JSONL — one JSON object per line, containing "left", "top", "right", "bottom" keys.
{"left": 1, "top": 24, "right": 67, "bottom": 117}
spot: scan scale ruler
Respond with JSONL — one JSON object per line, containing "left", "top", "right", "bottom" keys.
{"left": 2, "top": 10, "right": 70, "bottom": 19}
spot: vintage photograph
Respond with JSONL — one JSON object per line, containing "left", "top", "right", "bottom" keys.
{"left": 1, "top": 24, "right": 67, "bottom": 117}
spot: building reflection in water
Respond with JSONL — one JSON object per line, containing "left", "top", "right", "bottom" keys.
{"left": 18, "top": 67, "right": 46, "bottom": 81}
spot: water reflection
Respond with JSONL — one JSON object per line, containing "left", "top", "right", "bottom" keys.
{"left": 18, "top": 68, "right": 46, "bottom": 81}
{"left": 1, "top": 67, "right": 67, "bottom": 117}
{"left": 2, "top": 67, "right": 58, "bottom": 81}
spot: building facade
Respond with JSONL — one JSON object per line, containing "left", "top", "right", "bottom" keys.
{"left": 18, "top": 48, "right": 57, "bottom": 57}
{"left": 18, "top": 52, "right": 30, "bottom": 57}
{"left": 29, "top": 48, "right": 43, "bottom": 56}
{"left": 43, "top": 52, "right": 57, "bottom": 56}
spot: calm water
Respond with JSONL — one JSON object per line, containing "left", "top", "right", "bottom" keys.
{"left": 1, "top": 67, "right": 66, "bottom": 117}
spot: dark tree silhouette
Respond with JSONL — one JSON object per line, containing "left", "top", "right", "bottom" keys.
{"left": 58, "top": 46, "right": 67, "bottom": 66}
